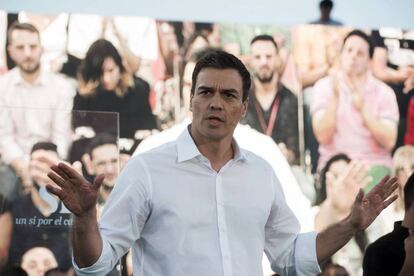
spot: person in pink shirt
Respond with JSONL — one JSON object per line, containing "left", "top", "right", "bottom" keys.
{"left": 312, "top": 29, "right": 399, "bottom": 170}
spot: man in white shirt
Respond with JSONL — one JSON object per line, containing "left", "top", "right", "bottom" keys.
{"left": 47, "top": 50, "right": 398, "bottom": 276}
{"left": 0, "top": 22, "right": 74, "bottom": 200}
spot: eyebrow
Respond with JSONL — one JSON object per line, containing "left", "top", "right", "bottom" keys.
{"left": 197, "top": 85, "right": 239, "bottom": 94}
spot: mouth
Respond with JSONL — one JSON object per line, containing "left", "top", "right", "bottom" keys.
{"left": 206, "top": 115, "right": 224, "bottom": 125}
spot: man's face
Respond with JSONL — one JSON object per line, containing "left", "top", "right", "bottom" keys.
{"left": 190, "top": 68, "right": 247, "bottom": 142}
{"left": 8, "top": 29, "right": 42, "bottom": 74}
{"left": 340, "top": 35, "right": 370, "bottom": 76}
{"left": 29, "top": 149, "right": 60, "bottom": 187}
{"left": 250, "top": 40, "right": 279, "bottom": 84}
{"left": 91, "top": 144, "right": 119, "bottom": 187}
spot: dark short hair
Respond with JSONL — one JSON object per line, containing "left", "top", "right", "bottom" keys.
{"left": 315, "top": 153, "right": 351, "bottom": 205}
{"left": 31, "top": 142, "right": 58, "bottom": 154}
{"left": 88, "top": 133, "right": 117, "bottom": 158}
{"left": 343, "top": 29, "right": 374, "bottom": 58}
{"left": 320, "top": 0, "right": 333, "bottom": 9}
{"left": 191, "top": 49, "right": 251, "bottom": 101}
{"left": 7, "top": 22, "right": 40, "bottom": 44}
{"left": 250, "top": 34, "right": 279, "bottom": 52}
{"left": 194, "top": 22, "right": 213, "bottom": 33}
{"left": 404, "top": 172, "right": 414, "bottom": 211}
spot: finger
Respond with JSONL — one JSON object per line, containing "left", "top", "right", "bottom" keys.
{"left": 57, "top": 162, "right": 83, "bottom": 180}
{"left": 360, "top": 175, "right": 373, "bottom": 189}
{"left": 47, "top": 171, "right": 67, "bottom": 188}
{"left": 382, "top": 194, "right": 398, "bottom": 210}
{"left": 92, "top": 174, "right": 105, "bottom": 190}
{"left": 51, "top": 164, "right": 71, "bottom": 180}
{"left": 354, "top": 162, "right": 368, "bottom": 182}
{"left": 370, "top": 175, "right": 391, "bottom": 194}
{"left": 72, "top": 161, "right": 83, "bottom": 175}
{"left": 374, "top": 178, "right": 398, "bottom": 201}
{"left": 355, "top": 188, "right": 364, "bottom": 204}
{"left": 345, "top": 160, "right": 358, "bottom": 179}
{"left": 45, "top": 184, "right": 63, "bottom": 198}
{"left": 31, "top": 159, "right": 51, "bottom": 173}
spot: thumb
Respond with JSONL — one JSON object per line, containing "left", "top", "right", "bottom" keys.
{"left": 72, "top": 161, "right": 83, "bottom": 175}
{"left": 355, "top": 188, "right": 364, "bottom": 204}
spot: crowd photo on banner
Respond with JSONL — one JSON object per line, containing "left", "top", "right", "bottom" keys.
{"left": 0, "top": 2, "right": 414, "bottom": 275}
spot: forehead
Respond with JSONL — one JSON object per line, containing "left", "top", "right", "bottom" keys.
{"left": 91, "top": 144, "right": 118, "bottom": 159}
{"left": 343, "top": 35, "right": 369, "bottom": 52}
{"left": 9, "top": 29, "right": 40, "bottom": 45}
{"left": 24, "top": 248, "right": 54, "bottom": 262}
{"left": 195, "top": 68, "right": 243, "bottom": 92}
{"left": 250, "top": 40, "right": 277, "bottom": 55}
{"left": 328, "top": 159, "right": 348, "bottom": 173}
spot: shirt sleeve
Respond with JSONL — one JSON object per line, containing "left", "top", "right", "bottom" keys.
{"left": 73, "top": 157, "right": 152, "bottom": 275}
{"left": 0, "top": 96, "right": 25, "bottom": 164}
{"left": 264, "top": 171, "right": 320, "bottom": 276}
{"left": 376, "top": 83, "right": 399, "bottom": 123}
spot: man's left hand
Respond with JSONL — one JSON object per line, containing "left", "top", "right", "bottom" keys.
{"left": 348, "top": 176, "right": 398, "bottom": 231}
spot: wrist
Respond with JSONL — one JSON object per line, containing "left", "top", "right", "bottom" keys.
{"left": 343, "top": 214, "right": 360, "bottom": 234}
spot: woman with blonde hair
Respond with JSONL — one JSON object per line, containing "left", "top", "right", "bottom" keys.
{"left": 392, "top": 145, "right": 414, "bottom": 216}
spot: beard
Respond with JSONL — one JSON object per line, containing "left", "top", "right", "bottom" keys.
{"left": 255, "top": 69, "right": 275, "bottom": 84}
{"left": 18, "top": 59, "right": 41, "bottom": 74}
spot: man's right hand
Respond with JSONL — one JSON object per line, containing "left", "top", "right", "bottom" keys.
{"left": 46, "top": 162, "right": 104, "bottom": 217}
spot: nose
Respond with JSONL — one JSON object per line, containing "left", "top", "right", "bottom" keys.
{"left": 23, "top": 46, "right": 32, "bottom": 57}
{"left": 209, "top": 92, "right": 223, "bottom": 110}
{"left": 104, "top": 162, "right": 116, "bottom": 174}
{"left": 102, "top": 72, "right": 111, "bottom": 84}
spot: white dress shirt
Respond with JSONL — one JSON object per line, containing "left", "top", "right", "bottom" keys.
{"left": 75, "top": 127, "right": 320, "bottom": 276}
{"left": 136, "top": 121, "right": 313, "bottom": 232}
{"left": 0, "top": 68, "right": 74, "bottom": 164}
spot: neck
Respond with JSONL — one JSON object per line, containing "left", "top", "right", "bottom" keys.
{"left": 31, "top": 188, "right": 52, "bottom": 217}
{"left": 190, "top": 126, "right": 234, "bottom": 172}
{"left": 254, "top": 74, "right": 279, "bottom": 110}
{"left": 20, "top": 69, "right": 40, "bottom": 85}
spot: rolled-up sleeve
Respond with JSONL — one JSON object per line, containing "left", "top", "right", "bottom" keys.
{"left": 73, "top": 157, "right": 152, "bottom": 275}
{"left": 294, "top": 232, "right": 320, "bottom": 276}
{"left": 265, "top": 172, "right": 320, "bottom": 275}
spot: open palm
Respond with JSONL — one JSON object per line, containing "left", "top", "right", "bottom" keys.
{"left": 46, "top": 162, "right": 104, "bottom": 217}
{"left": 349, "top": 176, "right": 398, "bottom": 230}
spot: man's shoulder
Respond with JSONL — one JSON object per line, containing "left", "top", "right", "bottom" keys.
{"left": 0, "top": 68, "right": 18, "bottom": 85}
{"left": 369, "top": 75, "right": 395, "bottom": 95}
{"left": 239, "top": 147, "right": 274, "bottom": 171}
{"left": 366, "top": 225, "right": 404, "bottom": 253}
{"left": 279, "top": 84, "right": 297, "bottom": 98}
{"left": 131, "top": 139, "right": 177, "bottom": 164}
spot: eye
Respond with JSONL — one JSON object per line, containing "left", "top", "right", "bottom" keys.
{"left": 224, "top": 92, "right": 236, "bottom": 99}
{"left": 198, "top": 89, "right": 210, "bottom": 95}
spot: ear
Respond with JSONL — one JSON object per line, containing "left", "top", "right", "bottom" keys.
{"left": 241, "top": 97, "right": 249, "bottom": 118}
{"left": 7, "top": 44, "right": 13, "bottom": 58}
{"left": 189, "top": 93, "right": 194, "bottom": 112}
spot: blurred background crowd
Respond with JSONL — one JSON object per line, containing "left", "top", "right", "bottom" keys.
{"left": 0, "top": 0, "right": 414, "bottom": 275}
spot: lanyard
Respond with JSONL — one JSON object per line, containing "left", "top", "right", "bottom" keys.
{"left": 254, "top": 94, "right": 280, "bottom": 136}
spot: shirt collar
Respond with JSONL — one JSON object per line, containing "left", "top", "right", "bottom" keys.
{"left": 176, "top": 124, "right": 247, "bottom": 163}
{"left": 10, "top": 67, "right": 47, "bottom": 87}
